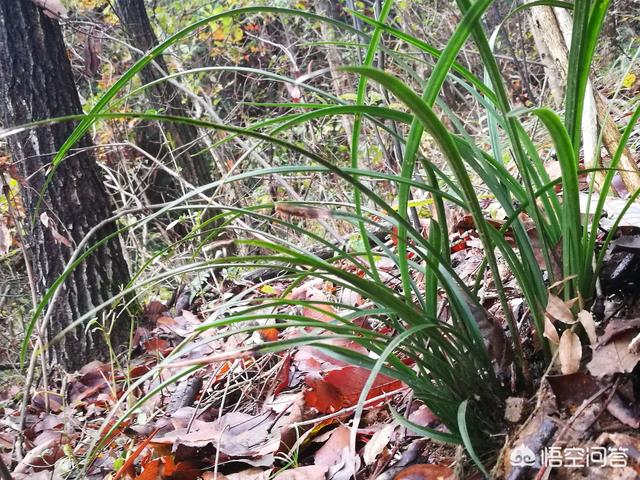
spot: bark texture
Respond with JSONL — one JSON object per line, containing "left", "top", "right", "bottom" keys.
{"left": 114, "top": 0, "right": 212, "bottom": 201}
{"left": 0, "top": 0, "right": 131, "bottom": 371}
{"left": 529, "top": 5, "right": 640, "bottom": 193}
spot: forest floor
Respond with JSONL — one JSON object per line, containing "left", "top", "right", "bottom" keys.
{"left": 1, "top": 2, "right": 640, "bottom": 479}
{"left": 2, "top": 200, "right": 640, "bottom": 480}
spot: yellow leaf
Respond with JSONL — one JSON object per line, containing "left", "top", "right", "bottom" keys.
{"left": 260, "top": 285, "right": 278, "bottom": 295}
{"left": 622, "top": 72, "right": 636, "bottom": 89}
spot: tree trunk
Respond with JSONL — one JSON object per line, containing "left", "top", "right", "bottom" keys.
{"left": 529, "top": 4, "right": 640, "bottom": 194}
{"left": 0, "top": 0, "right": 131, "bottom": 371}
{"left": 113, "top": 0, "right": 213, "bottom": 202}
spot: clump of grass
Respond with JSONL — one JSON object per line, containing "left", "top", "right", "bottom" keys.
{"left": 11, "top": 0, "right": 640, "bottom": 474}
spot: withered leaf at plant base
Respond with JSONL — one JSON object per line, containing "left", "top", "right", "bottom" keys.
{"left": 304, "top": 366, "right": 403, "bottom": 414}
{"left": 546, "top": 294, "right": 575, "bottom": 324}
{"left": 406, "top": 405, "right": 439, "bottom": 435}
{"left": 527, "top": 228, "right": 562, "bottom": 277}
{"left": 546, "top": 373, "right": 600, "bottom": 409}
{"left": 472, "top": 303, "right": 512, "bottom": 369}
{"left": 587, "top": 330, "right": 640, "bottom": 377}
{"left": 559, "top": 330, "right": 582, "bottom": 374}
{"left": 543, "top": 317, "right": 560, "bottom": 345}
{"left": 577, "top": 310, "right": 598, "bottom": 345}
{"left": 153, "top": 411, "right": 280, "bottom": 457}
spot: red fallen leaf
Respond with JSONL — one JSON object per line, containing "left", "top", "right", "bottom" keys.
{"left": 304, "top": 366, "right": 403, "bottom": 414}
{"left": 450, "top": 239, "right": 468, "bottom": 253}
{"left": 142, "top": 337, "right": 172, "bottom": 355}
{"left": 136, "top": 455, "right": 202, "bottom": 480}
{"left": 143, "top": 301, "right": 168, "bottom": 324}
{"left": 274, "top": 353, "right": 292, "bottom": 396}
{"left": 157, "top": 316, "right": 178, "bottom": 326}
{"left": 114, "top": 429, "right": 159, "bottom": 480}
{"left": 390, "top": 225, "right": 399, "bottom": 247}
{"left": 134, "top": 457, "right": 160, "bottom": 480}
{"left": 453, "top": 214, "right": 504, "bottom": 233}
{"left": 393, "top": 464, "right": 455, "bottom": 480}
{"left": 259, "top": 327, "right": 280, "bottom": 342}
{"left": 129, "top": 362, "right": 152, "bottom": 379}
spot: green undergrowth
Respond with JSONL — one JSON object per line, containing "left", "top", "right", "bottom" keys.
{"left": 8, "top": 0, "right": 640, "bottom": 475}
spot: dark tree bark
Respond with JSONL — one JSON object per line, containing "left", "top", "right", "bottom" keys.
{"left": 0, "top": 0, "right": 131, "bottom": 371}
{"left": 113, "top": 0, "right": 213, "bottom": 202}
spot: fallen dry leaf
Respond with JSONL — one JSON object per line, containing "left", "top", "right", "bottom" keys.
{"left": 14, "top": 435, "right": 65, "bottom": 474}
{"left": 153, "top": 411, "right": 280, "bottom": 457}
{"left": 546, "top": 372, "right": 600, "bottom": 409}
{"left": 40, "top": 212, "right": 72, "bottom": 247}
{"left": 546, "top": 294, "right": 575, "bottom": 324}
{"left": 407, "top": 405, "right": 439, "bottom": 435}
{"left": 577, "top": 310, "right": 598, "bottom": 345}
{"left": 580, "top": 192, "right": 640, "bottom": 228}
{"left": 543, "top": 317, "right": 560, "bottom": 345}
{"left": 302, "top": 287, "right": 337, "bottom": 323}
{"left": 274, "top": 465, "right": 328, "bottom": 480}
{"left": 598, "top": 318, "right": 640, "bottom": 345}
{"left": 363, "top": 424, "right": 394, "bottom": 465}
{"left": 587, "top": 330, "right": 640, "bottom": 377}
{"left": 392, "top": 463, "right": 455, "bottom": 480}
{"left": 314, "top": 425, "right": 351, "bottom": 466}
{"left": 304, "top": 366, "right": 402, "bottom": 414}
{"left": 223, "top": 468, "right": 271, "bottom": 480}
{"left": 559, "top": 330, "right": 582, "bottom": 374}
